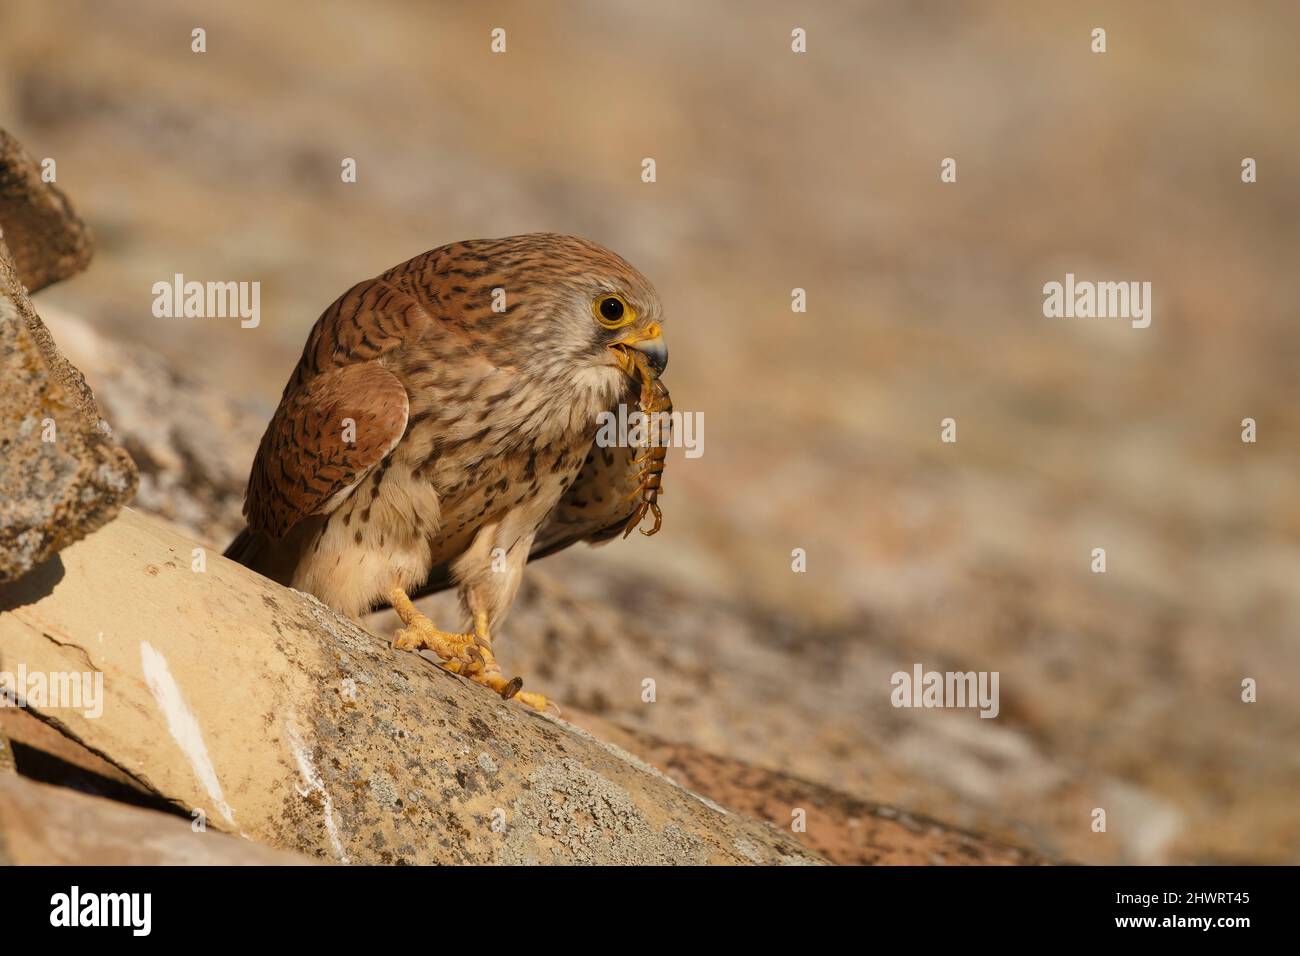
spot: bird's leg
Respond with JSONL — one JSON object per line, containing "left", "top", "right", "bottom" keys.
{"left": 439, "top": 610, "right": 551, "bottom": 712}
{"left": 389, "top": 590, "right": 550, "bottom": 711}
{"left": 388, "top": 586, "right": 483, "bottom": 665}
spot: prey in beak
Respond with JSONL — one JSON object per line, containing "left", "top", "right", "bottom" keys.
{"left": 611, "top": 323, "right": 668, "bottom": 382}
{"left": 607, "top": 321, "right": 672, "bottom": 539}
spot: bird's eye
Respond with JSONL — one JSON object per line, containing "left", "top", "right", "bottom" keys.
{"left": 593, "top": 293, "right": 635, "bottom": 329}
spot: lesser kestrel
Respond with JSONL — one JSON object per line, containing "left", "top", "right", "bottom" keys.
{"left": 225, "top": 234, "right": 670, "bottom": 710}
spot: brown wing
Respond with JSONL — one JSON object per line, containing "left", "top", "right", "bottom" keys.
{"left": 244, "top": 362, "right": 408, "bottom": 537}
{"left": 529, "top": 439, "right": 645, "bottom": 559}
{"left": 243, "top": 277, "right": 431, "bottom": 538}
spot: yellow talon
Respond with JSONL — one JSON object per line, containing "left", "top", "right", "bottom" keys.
{"left": 388, "top": 589, "right": 554, "bottom": 710}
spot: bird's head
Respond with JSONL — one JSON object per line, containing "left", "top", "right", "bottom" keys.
{"left": 481, "top": 234, "right": 667, "bottom": 390}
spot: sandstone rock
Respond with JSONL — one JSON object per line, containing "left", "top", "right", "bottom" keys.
{"left": 569, "top": 712, "right": 1053, "bottom": 865}
{"left": 0, "top": 128, "right": 137, "bottom": 582}
{"left": 28, "top": 306, "right": 1053, "bottom": 865}
{"left": 0, "top": 507, "right": 823, "bottom": 865}
{"left": 0, "top": 129, "right": 92, "bottom": 294}
{"left": 0, "top": 773, "right": 317, "bottom": 865}
{"left": 0, "top": 703, "right": 165, "bottom": 809}
{"left": 39, "top": 305, "right": 261, "bottom": 547}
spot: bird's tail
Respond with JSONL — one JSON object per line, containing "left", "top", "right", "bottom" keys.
{"left": 223, "top": 525, "right": 266, "bottom": 567}
{"left": 223, "top": 518, "right": 323, "bottom": 588}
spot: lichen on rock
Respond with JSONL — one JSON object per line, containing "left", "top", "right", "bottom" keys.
{"left": 0, "top": 128, "right": 136, "bottom": 582}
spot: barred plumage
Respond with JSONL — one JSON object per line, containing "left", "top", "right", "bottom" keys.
{"left": 225, "top": 234, "right": 670, "bottom": 710}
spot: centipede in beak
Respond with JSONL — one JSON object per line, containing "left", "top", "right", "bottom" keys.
{"left": 622, "top": 349, "right": 671, "bottom": 538}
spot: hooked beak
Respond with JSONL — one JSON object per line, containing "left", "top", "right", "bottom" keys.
{"left": 611, "top": 323, "right": 668, "bottom": 377}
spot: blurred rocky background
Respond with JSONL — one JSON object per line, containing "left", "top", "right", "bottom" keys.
{"left": 2, "top": 0, "right": 1297, "bottom": 863}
